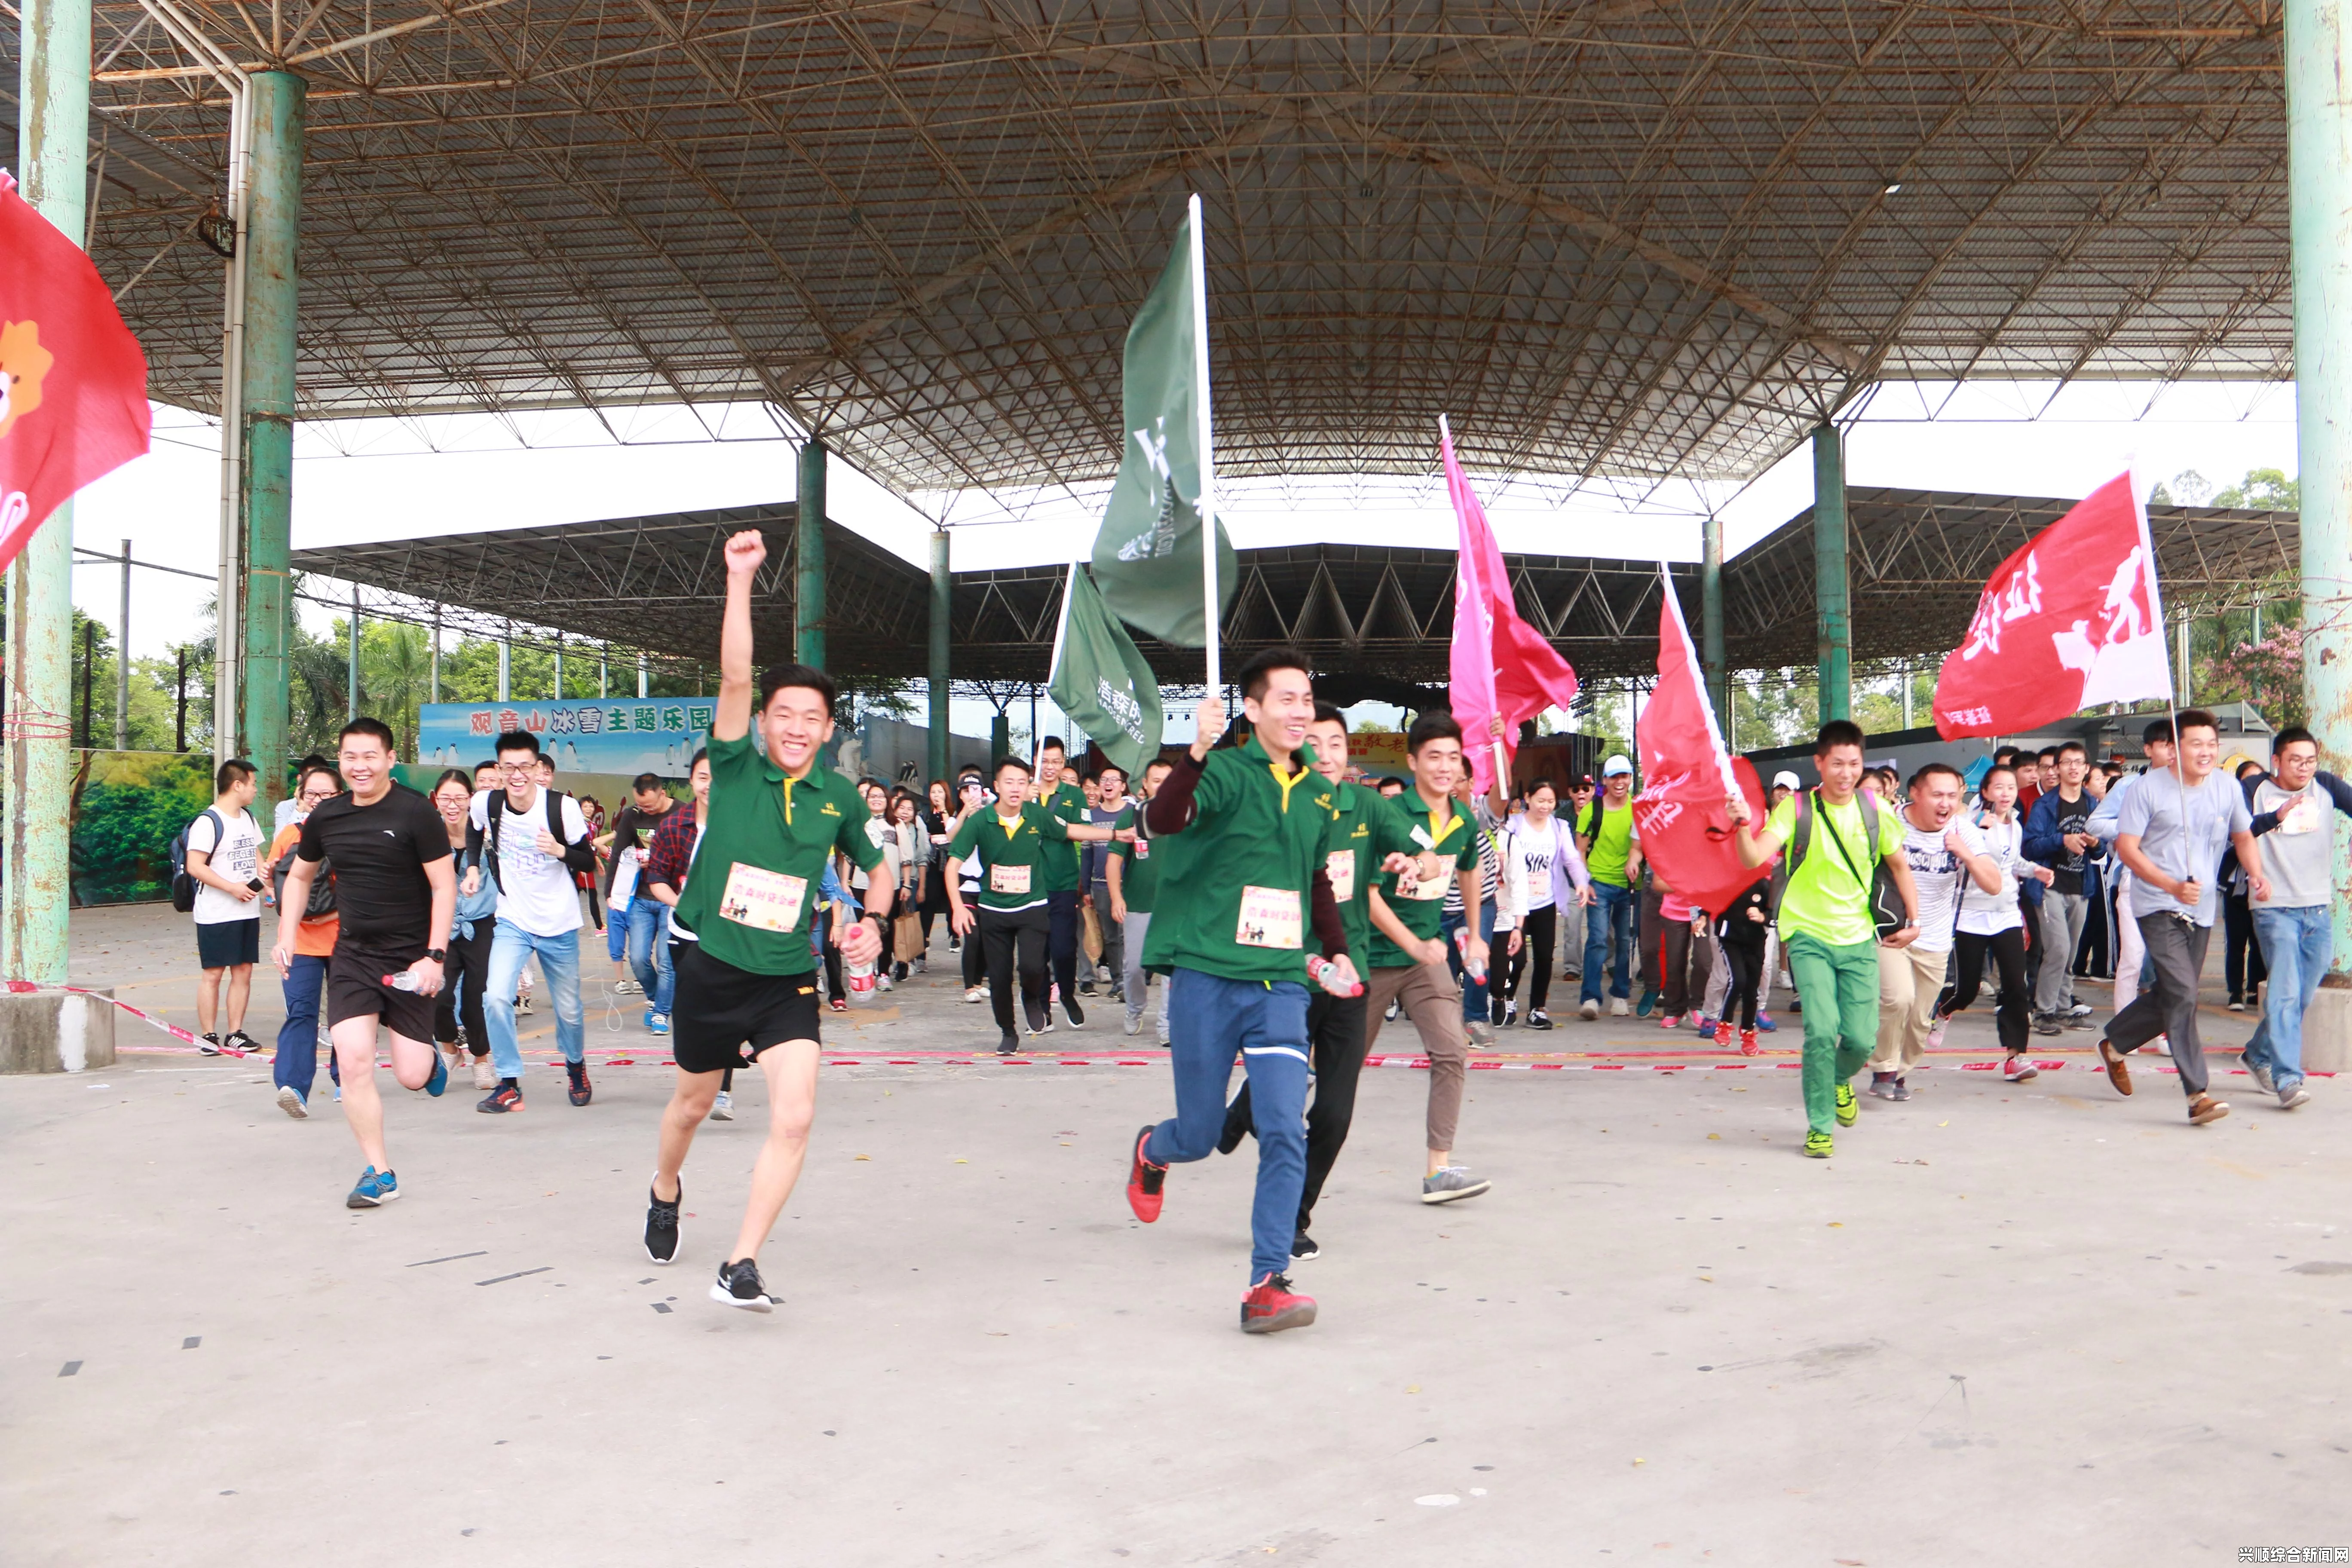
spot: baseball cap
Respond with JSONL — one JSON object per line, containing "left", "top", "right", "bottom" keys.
{"left": 1602, "top": 754, "right": 1633, "bottom": 777}
{"left": 1772, "top": 770, "right": 1800, "bottom": 790}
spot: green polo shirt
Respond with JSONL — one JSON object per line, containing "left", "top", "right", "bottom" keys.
{"left": 1322, "top": 779, "right": 1417, "bottom": 963}
{"left": 1140, "top": 735, "right": 1335, "bottom": 985}
{"left": 1036, "top": 776, "right": 1088, "bottom": 892}
{"left": 946, "top": 803, "right": 1069, "bottom": 913}
{"left": 1367, "top": 792, "right": 1481, "bottom": 969}
{"left": 672, "top": 732, "right": 884, "bottom": 977}
{"left": 1105, "top": 805, "right": 1159, "bottom": 914}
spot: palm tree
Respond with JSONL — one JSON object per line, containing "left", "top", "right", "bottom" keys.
{"left": 361, "top": 621, "right": 433, "bottom": 756}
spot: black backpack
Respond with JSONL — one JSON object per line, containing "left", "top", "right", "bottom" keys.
{"left": 1771, "top": 789, "right": 1905, "bottom": 939}
{"left": 271, "top": 837, "right": 337, "bottom": 919}
{"left": 168, "top": 808, "right": 224, "bottom": 914}
{"left": 483, "top": 787, "right": 598, "bottom": 892}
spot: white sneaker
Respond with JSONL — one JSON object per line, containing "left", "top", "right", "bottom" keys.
{"left": 275, "top": 1084, "right": 308, "bottom": 1119}
{"left": 1580, "top": 998, "right": 1600, "bottom": 1021}
{"left": 1124, "top": 1014, "right": 1142, "bottom": 1036}
{"left": 1609, "top": 998, "right": 1630, "bottom": 1017}
{"left": 615, "top": 979, "right": 642, "bottom": 996}
{"left": 963, "top": 985, "right": 987, "bottom": 1004}
{"left": 709, "top": 1090, "right": 734, "bottom": 1121}
{"left": 472, "top": 1057, "right": 496, "bottom": 1090}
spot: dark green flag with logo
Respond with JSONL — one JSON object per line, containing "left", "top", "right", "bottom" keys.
{"left": 1088, "top": 202, "right": 1236, "bottom": 647}
{"left": 1049, "top": 565, "right": 1164, "bottom": 779}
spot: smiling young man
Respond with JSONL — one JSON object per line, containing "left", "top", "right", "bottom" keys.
{"left": 2096, "top": 709, "right": 2268, "bottom": 1127}
{"left": 945, "top": 756, "right": 1113, "bottom": 1054}
{"left": 1866, "top": 763, "right": 2001, "bottom": 1101}
{"left": 1124, "top": 649, "right": 1356, "bottom": 1333}
{"left": 2022, "top": 741, "right": 2099, "bottom": 1031}
{"left": 467, "top": 729, "right": 598, "bottom": 1114}
{"left": 2239, "top": 726, "right": 2352, "bottom": 1109}
{"left": 1362, "top": 710, "right": 1497, "bottom": 1203}
{"left": 274, "top": 719, "right": 457, "bottom": 1209}
{"left": 1731, "top": 720, "right": 1922, "bottom": 1158}
{"left": 642, "top": 529, "right": 895, "bottom": 1313}
{"left": 1217, "top": 702, "right": 1425, "bottom": 1261}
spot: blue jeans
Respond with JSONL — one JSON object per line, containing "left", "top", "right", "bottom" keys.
{"left": 2245, "top": 905, "right": 2332, "bottom": 1091}
{"left": 1440, "top": 903, "right": 1497, "bottom": 1025}
{"left": 274, "top": 954, "right": 326, "bottom": 1098}
{"left": 1145, "top": 968, "right": 1311, "bottom": 1283}
{"left": 605, "top": 901, "right": 629, "bottom": 962}
{"left": 484, "top": 920, "right": 585, "bottom": 1082}
{"left": 626, "top": 899, "right": 674, "bottom": 1014}
{"left": 1581, "top": 882, "right": 1636, "bottom": 1004}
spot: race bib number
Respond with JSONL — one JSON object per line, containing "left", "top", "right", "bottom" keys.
{"left": 717, "top": 863, "right": 807, "bottom": 932}
{"left": 1235, "top": 885, "right": 1303, "bottom": 949}
{"left": 989, "top": 863, "right": 1032, "bottom": 896}
{"left": 1407, "top": 863, "right": 1451, "bottom": 900}
{"left": 2279, "top": 797, "right": 2321, "bottom": 836}
{"left": 1325, "top": 850, "right": 1356, "bottom": 904}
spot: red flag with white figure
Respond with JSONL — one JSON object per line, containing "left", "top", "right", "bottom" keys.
{"left": 1932, "top": 472, "right": 2170, "bottom": 738}
{"left": 0, "top": 170, "right": 151, "bottom": 571}
{"left": 1632, "top": 566, "right": 1771, "bottom": 917}
{"left": 1441, "top": 418, "right": 1578, "bottom": 796}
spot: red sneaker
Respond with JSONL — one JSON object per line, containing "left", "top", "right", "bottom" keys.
{"left": 1240, "top": 1272, "right": 1317, "bottom": 1334}
{"left": 1739, "top": 1027, "right": 1761, "bottom": 1057}
{"left": 1125, "top": 1125, "right": 1167, "bottom": 1223}
{"left": 1712, "top": 1020, "right": 1733, "bottom": 1048}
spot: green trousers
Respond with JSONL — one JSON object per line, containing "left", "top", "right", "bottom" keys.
{"left": 1783, "top": 931, "right": 1881, "bottom": 1136}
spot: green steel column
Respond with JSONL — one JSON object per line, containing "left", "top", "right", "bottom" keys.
{"left": 990, "top": 711, "right": 1010, "bottom": 764}
{"left": 928, "top": 529, "right": 952, "bottom": 784}
{"left": 796, "top": 439, "right": 828, "bottom": 668}
{"left": 1700, "top": 513, "right": 1727, "bottom": 732}
{"left": 1812, "top": 423, "right": 1852, "bottom": 723}
{"left": 2287, "top": 0, "right": 2352, "bottom": 980}
{"left": 239, "top": 71, "right": 303, "bottom": 815}
{"left": 5, "top": 0, "right": 87, "bottom": 985}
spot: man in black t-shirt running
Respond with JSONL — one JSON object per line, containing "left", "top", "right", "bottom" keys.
{"left": 276, "top": 717, "right": 457, "bottom": 1210}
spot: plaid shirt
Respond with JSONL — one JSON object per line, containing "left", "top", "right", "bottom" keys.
{"left": 642, "top": 802, "right": 701, "bottom": 896}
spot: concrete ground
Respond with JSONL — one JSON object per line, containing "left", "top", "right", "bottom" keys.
{"left": 6, "top": 904, "right": 2347, "bottom": 1565}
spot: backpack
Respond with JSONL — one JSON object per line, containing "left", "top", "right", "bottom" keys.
{"left": 270, "top": 837, "right": 337, "bottom": 920}
{"left": 168, "top": 808, "right": 224, "bottom": 914}
{"left": 1770, "top": 789, "right": 1905, "bottom": 939}
{"left": 483, "top": 787, "right": 598, "bottom": 893}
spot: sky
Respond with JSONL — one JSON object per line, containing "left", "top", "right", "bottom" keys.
{"left": 67, "top": 377, "right": 2301, "bottom": 746}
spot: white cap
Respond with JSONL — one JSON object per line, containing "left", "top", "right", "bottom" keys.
{"left": 1772, "top": 770, "right": 1801, "bottom": 790}
{"left": 1602, "top": 754, "right": 1633, "bottom": 777}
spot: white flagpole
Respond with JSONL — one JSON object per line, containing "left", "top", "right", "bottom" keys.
{"left": 1045, "top": 558, "right": 1079, "bottom": 758}
{"left": 1189, "top": 192, "right": 1220, "bottom": 714}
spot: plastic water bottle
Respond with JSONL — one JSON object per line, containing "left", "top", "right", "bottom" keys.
{"left": 383, "top": 965, "right": 425, "bottom": 992}
{"left": 1453, "top": 927, "right": 1487, "bottom": 985}
{"left": 1305, "top": 955, "right": 1364, "bottom": 998}
{"left": 847, "top": 949, "right": 877, "bottom": 995}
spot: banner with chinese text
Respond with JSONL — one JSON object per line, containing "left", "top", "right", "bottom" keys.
{"left": 417, "top": 698, "right": 716, "bottom": 776}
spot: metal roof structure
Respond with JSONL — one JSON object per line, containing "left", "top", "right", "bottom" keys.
{"left": 289, "top": 488, "right": 2300, "bottom": 691}
{"left": 50, "top": 1, "right": 2289, "bottom": 502}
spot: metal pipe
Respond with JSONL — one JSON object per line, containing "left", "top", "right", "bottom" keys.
{"left": 115, "top": 540, "right": 131, "bottom": 750}
{"left": 552, "top": 634, "right": 562, "bottom": 700}
{"left": 1812, "top": 423, "right": 1851, "bottom": 723}
{"left": 5, "top": 0, "right": 92, "bottom": 986}
{"left": 430, "top": 606, "right": 440, "bottom": 703}
{"left": 797, "top": 439, "right": 827, "bottom": 667}
{"left": 239, "top": 71, "right": 303, "bottom": 817}
{"left": 637, "top": 650, "right": 646, "bottom": 700}
{"left": 1700, "top": 514, "right": 1725, "bottom": 731}
{"left": 498, "top": 622, "right": 511, "bottom": 701}
{"left": 929, "top": 528, "right": 952, "bottom": 785}
{"left": 346, "top": 582, "right": 359, "bottom": 721}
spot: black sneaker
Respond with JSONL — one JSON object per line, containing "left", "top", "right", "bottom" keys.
{"left": 995, "top": 1032, "right": 1020, "bottom": 1056}
{"left": 1217, "top": 1099, "right": 1250, "bottom": 1155}
{"left": 710, "top": 1257, "right": 775, "bottom": 1312}
{"left": 1289, "top": 1231, "right": 1320, "bottom": 1263}
{"left": 198, "top": 1032, "right": 223, "bottom": 1056}
{"left": 1024, "top": 998, "right": 1047, "bottom": 1035}
{"left": 566, "top": 1060, "right": 593, "bottom": 1107}
{"left": 1062, "top": 993, "right": 1086, "bottom": 1028}
{"left": 1525, "top": 1010, "right": 1553, "bottom": 1031}
{"left": 645, "top": 1181, "right": 681, "bottom": 1264}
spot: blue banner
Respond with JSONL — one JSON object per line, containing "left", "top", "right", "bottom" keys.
{"left": 417, "top": 698, "right": 716, "bottom": 777}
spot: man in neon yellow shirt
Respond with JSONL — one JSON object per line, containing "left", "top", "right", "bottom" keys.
{"left": 1730, "top": 720, "right": 1921, "bottom": 1158}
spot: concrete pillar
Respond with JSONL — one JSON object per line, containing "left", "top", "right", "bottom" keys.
{"left": 114, "top": 541, "right": 131, "bottom": 750}
{"left": 5, "top": 0, "right": 89, "bottom": 988}
{"left": 797, "top": 439, "right": 827, "bottom": 668}
{"left": 238, "top": 71, "right": 303, "bottom": 819}
{"left": 1700, "top": 514, "right": 1726, "bottom": 732}
{"left": 1812, "top": 423, "right": 1851, "bottom": 724}
{"left": 2286, "top": 0, "right": 2352, "bottom": 1026}
{"left": 928, "top": 529, "right": 952, "bottom": 784}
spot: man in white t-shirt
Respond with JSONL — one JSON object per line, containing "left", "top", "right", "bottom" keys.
{"left": 187, "top": 757, "right": 266, "bottom": 1055}
{"left": 1868, "top": 762, "right": 2000, "bottom": 1100}
{"left": 466, "top": 729, "right": 597, "bottom": 1112}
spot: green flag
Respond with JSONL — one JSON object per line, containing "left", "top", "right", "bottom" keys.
{"left": 1049, "top": 564, "right": 1165, "bottom": 779}
{"left": 1088, "top": 201, "right": 1236, "bottom": 648}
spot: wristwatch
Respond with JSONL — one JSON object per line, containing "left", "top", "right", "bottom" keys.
{"left": 424, "top": 947, "right": 447, "bottom": 964}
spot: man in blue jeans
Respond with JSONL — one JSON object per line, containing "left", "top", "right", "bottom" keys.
{"left": 269, "top": 765, "right": 346, "bottom": 1117}
{"left": 467, "top": 730, "right": 599, "bottom": 1112}
{"left": 2242, "top": 727, "right": 2352, "bottom": 1109}
{"left": 1577, "top": 754, "right": 1644, "bottom": 1018}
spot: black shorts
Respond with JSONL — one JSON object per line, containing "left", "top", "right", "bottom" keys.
{"left": 196, "top": 919, "right": 260, "bottom": 970}
{"left": 327, "top": 945, "right": 438, "bottom": 1041}
{"left": 669, "top": 937, "right": 823, "bottom": 1075}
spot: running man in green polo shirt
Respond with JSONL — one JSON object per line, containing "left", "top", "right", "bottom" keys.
{"left": 1124, "top": 648, "right": 1359, "bottom": 1333}
{"left": 1216, "top": 701, "right": 1428, "bottom": 1261}
{"left": 1730, "top": 719, "right": 1921, "bottom": 1158}
{"left": 641, "top": 529, "right": 893, "bottom": 1313}
{"left": 946, "top": 755, "right": 1113, "bottom": 1055}
{"left": 1033, "top": 737, "right": 1092, "bottom": 1027}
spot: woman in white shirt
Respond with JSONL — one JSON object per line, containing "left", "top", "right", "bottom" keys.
{"left": 1932, "top": 763, "right": 2053, "bottom": 1081}
{"left": 1499, "top": 779, "right": 1594, "bottom": 1031}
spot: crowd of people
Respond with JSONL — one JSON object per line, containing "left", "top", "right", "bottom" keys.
{"left": 172, "top": 530, "right": 2347, "bottom": 1334}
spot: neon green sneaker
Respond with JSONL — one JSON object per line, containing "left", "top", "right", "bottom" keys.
{"left": 1834, "top": 1083, "right": 1859, "bottom": 1127}
{"left": 1803, "top": 1130, "right": 1834, "bottom": 1158}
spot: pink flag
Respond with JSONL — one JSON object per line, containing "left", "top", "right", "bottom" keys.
{"left": 1442, "top": 421, "right": 1578, "bottom": 797}
{"left": 1632, "top": 567, "right": 1771, "bottom": 917}
{"left": 1932, "top": 472, "right": 2169, "bottom": 738}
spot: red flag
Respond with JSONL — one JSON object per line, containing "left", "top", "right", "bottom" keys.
{"left": 0, "top": 171, "right": 151, "bottom": 571}
{"left": 1632, "top": 567, "right": 1772, "bottom": 916}
{"left": 1932, "top": 472, "right": 2169, "bottom": 738}
{"left": 1441, "top": 420, "right": 1578, "bottom": 796}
